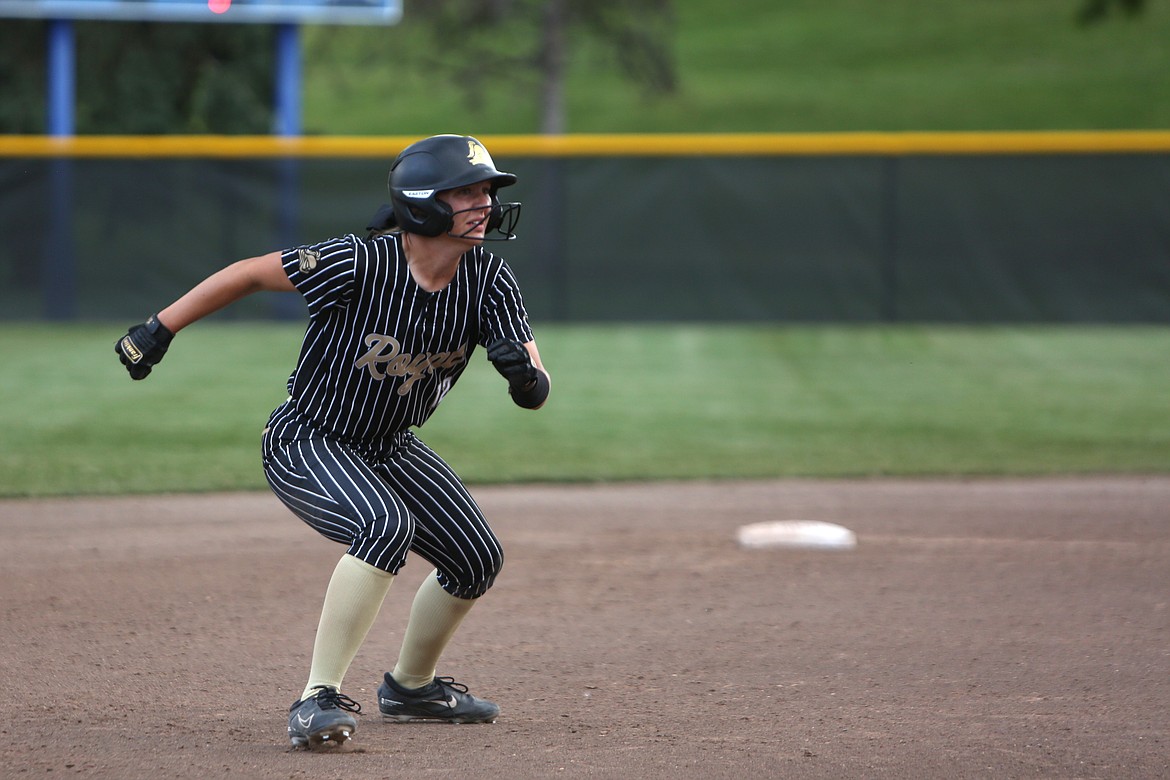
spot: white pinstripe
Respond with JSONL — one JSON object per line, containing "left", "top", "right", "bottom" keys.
{"left": 263, "top": 424, "right": 503, "bottom": 598}
{"left": 258, "top": 231, "right": 529, "bottom": 599}
{"left": 277, "top": 234, "right": 532, "bottom": 440}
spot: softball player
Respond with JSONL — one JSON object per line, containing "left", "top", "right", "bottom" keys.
{"left": 115, "top": 135, "right": 550, "bottom": 749}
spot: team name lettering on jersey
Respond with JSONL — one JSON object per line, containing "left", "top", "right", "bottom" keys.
{"left": 354, "top": 334, "right": 467, "bottom": 395}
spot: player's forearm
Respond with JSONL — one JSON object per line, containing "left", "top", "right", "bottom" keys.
{"left": 157, "top": 252, "right": 290, "bottom": 332}
{"left": 159, "top": 272, "right": 257, "bottom": 332}
{"left": 512, "top": 367, "right": 551, "bottom": 410}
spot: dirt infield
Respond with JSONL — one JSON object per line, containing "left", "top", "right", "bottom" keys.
{"left": 2, "top": 477, "right": 1168, "bottom": 779}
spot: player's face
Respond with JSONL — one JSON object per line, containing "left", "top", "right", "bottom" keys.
{"left": 440, "top": 180, "right": 494, "bottom": 242}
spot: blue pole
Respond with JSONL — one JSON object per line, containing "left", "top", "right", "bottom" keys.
{"left": 273, "top": 22, "right": 303, "bottom": 319}
{"left": 45, "top": 19, "right": 77, "bottom": 319}
{"left": 47, "top": 19, "right": 75, "bottom": 135}
{"left": 274, "top": 23, "right": 301, "bottom": 136}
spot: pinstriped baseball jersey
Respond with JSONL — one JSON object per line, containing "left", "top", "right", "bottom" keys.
{"left": 266, "top": 232, "right": 533, "bottom": 450}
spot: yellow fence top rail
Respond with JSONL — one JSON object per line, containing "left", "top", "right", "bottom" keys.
{"left": 3, "top": 132, "right": 1170, "bottom": 158}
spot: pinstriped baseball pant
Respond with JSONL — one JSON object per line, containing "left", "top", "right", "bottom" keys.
{"left": 262, "top": 429, "right": 503, "bottom": 600}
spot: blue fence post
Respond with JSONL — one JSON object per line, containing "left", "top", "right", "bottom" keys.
{"left": 47, "top": 19, "right": 75, "bottom": 136}
{"left": 274, "top": 23, "right": 302, "bottom": 137}
{"left": 45, "top": 19, "right": 77, "bottom": 320}
{"left": 273, "top": 22, "right": 303, "bottom": 319}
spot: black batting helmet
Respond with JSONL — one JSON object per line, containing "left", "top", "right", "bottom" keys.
{"left": 388, "top": 134, "right": 521, "bottom": 239}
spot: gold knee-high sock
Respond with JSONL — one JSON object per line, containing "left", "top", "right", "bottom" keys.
{"left": 301, "top": 554, "right": 394, "bottom": 701}
{"left": 391, "top": 570, "right": 476, "bottom": 690}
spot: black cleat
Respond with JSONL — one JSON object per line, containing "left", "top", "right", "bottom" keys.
{"left": 287, "top": 686, "right": 361, "bottom": 749}
{"left": 378, "top": 674, "right": 499, "bottom": 723}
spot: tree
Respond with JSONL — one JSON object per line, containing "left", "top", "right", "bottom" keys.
{"left": 79, "top": 23, "right": 273, "bottom": 134}
{"left": 0, "top": 21, "right": 272, "bottom": 134}
{"left": 0, "top": 1, "right": 676, "bottom": 135}
{"left": 408, "top": 0, "right": 676, "bottom": 134}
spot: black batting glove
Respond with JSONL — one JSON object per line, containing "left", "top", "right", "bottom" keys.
{"left": 115, "top": 314, "right": 174, "bottom": 380}
{"left": 486, "top": 337, "right": 537, "bottom": 391}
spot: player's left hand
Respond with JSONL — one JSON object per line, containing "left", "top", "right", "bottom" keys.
{"left": 486, "top": 337, "right": 537, "bottom": 390}
{"left": 115, "top": 314, "right": 174, "bottom": 380}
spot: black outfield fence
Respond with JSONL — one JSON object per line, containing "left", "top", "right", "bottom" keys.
{"left": 2, "top": 132, "right": 1168, "bottom": 323}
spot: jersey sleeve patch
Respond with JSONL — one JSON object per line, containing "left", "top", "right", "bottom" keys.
{"left": 297, "top": 247, "right": 320, "bottom": 273}
{"left": 282, "top": 236, "right": 359, "bottom": 315}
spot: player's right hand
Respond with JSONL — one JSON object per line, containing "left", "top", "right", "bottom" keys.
{"left": 486, "top": 337, "right": 537, "bottom": 390}
{"left": 115, "top": 314, "right": 174, "bottom": 380}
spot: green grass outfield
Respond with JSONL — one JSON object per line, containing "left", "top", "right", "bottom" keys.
{"left": 301, "top": 0, "right": 1170, "bottom": 135}
{"left": 1, "top": 324, "right": 1167, "bottom": 498}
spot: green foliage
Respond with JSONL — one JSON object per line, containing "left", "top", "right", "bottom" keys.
{"left": 301, "top": 0, "right": 1170, "bottom": 134}
{"left": 0, "top": 20, "right": 48, "bottom": 133}
{"left": 327, "top": 0, "right": 674, "bottom": 133}
{"left": 0, "top": 21, "right": 273, "bottom": 134}
{"left": 1078, "top": 0, "right": 1147, "bottom": 25}
{"left": 2, "top": 0, "right": 1167, "bottom": 135}
{"left": 572, "top": 0, "right": 676, "bottom": 92}
{"left": 73, "top": 22, "right": 274, "bottom": 133}
{"left": 1, "top": 324, "right": 1168, "bottom": 497}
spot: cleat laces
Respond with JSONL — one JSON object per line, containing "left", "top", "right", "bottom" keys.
{"left": 431, "top": 676, "right": 470, "bottom": 696}
{"left": 309, "top": 686, "right": 362, "bottom": 715}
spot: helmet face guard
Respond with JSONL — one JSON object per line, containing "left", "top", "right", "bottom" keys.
{"left": 446, "top": 200, "right": 522, "bottom": 241}
{"left": 388, "top": 135, "right": 521, "bottom": 240}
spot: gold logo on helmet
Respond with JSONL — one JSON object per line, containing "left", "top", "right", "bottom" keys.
{"left": 466, "top": 139, "right": 492, "bottom": 167}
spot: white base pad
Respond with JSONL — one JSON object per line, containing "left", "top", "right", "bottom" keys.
{"left": 736, "top": 520, "right": 858, "bottom": 550}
